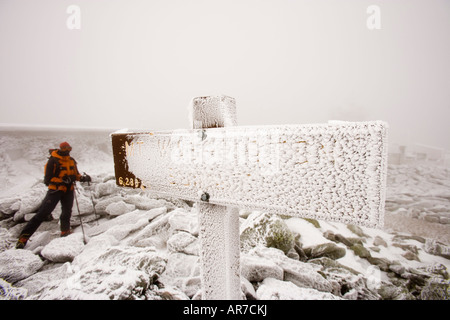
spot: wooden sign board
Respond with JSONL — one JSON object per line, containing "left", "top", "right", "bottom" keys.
{"left": 111, "top": 121, "right": 388, "bottom": 228}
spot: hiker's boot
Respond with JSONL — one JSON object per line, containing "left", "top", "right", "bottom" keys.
{"left": 60, "top": 230, "right": 73, "bottom": 237}
{"left": 16, "top": 234, "right": 30, "bottom": 249}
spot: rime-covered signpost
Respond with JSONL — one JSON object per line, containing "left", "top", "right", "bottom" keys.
{"left": 111, "top": 95, "right": 388, "bottom": 300}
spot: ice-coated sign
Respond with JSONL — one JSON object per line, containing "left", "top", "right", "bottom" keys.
{"left": 111, "top": 121, "right": 388, "bottom": 228}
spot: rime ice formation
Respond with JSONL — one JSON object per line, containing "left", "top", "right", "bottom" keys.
{"left": 110, "top": 95, "right": 389, "bottom": 300}
{"left": 40, "top": 233, "right": 86, "bottom": 263}
{"left": 0, "top": 249, "right": 45, "bottom": 283}
{"left": 3, "top": 125, "right": 450, "bottom": 301}
{"left": 124, "top": 121, "right": 388, "bottom": 229}
{"left": 197, "top": 204, "right": 241, "bottom": 300}
{"left": 256, "top": 277, "right": 342, "bottom": 300}
{"left": 189, "top": 95, "right": 238, "bottom": 129}
{"left": 189, "top": 96, "right": 241, "bottom": 300}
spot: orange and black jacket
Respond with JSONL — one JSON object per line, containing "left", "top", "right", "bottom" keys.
{"left": 44, "top": 150, "right": 82, "bottom": 192}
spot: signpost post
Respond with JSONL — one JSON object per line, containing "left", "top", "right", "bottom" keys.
{"left": 111, "top": 95, "right": 388, "bottom": 300}
{"left": 190, "top": 96, "right": 241, "bottom": 300}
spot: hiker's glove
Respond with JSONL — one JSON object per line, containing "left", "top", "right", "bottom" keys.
{"left": 62, "top": 175, "right": 76, "bottom": 184}
{"left": 80, "top": 174, "right": 91, "bottom": 183}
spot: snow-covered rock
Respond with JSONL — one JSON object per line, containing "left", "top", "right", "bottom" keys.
{"left": 123, "top": 195, "right": 173, "bottom": 211}
{"left": 40, "top": 233, "right": 86, "bottom": 263}
{"left": 25, "top": 231, "right": 56, "bottom": 253}
{"left": 88, "top": 245, "right": 167, "bottom": 277}
{"left": 33, "top": 246, "right": 168, "bottom": 300}
{"left": 256, "top": 278, "right": 342, "bottom": 300}
{"left": 12, "top": 186, "right": 47, "bottom": 222}
{"left": 424, "top": 239, "right": 450, "bottom": 260}
{"left": 73, "top": 193, "right": 95, "bottom": 216}
{"left": 94, "top": 195, "right": 123, "bottom": 214}
{"left": 15, "top": 262, "right": 74, "bottom": 297}
{"left": 240, "top": 211, "right": 294, "bottom": 254}
{"left": 168, "top": 208, "right": 199, "bottom": 236}
{"left": 103, "top": 217, "right": 149, "bottom": 241}
{"left": 36, "top": 264, "right": 151, "bottom": 300}
{"left": 303, "top": 242, "right": 347, "bottom": 260}
{"left": 310, "top": 257, "right": 380, "bottom": 299}
{"left": 94, "top": 180, "right": 120, "bottom": 198}
{"left": 249, "top": 246, "right": 334, "bottom": 293}
{"left": 0, "top": 227, "right": 16, "bottom": 252}
{"left": 167, "top": 231, "right": 199, "bottom": 255}
{"left": 126, "top": 208, "right": 172, "bottom": 246}
{"left": 163, "top": 252, "right": 200, "bottom": 279}
{"left": 105, "top": 200, "right": 135, "bottom": 216}
{"left": 86, "top": 207, "right": 166, "bottom": 238}
{"left": 386, "top": 164, "right": 450, "bottom": 237}
{"left": 0, "top": 249, "right": 44, "bottom": 283}
{"left": 159, "top": 252, "right": 201, "bottom": 298}
{"left": 420, "top": 277, "right": 450, "bottom": 300}
{"left": 240, "top": 253, "right": 284, "bottom": 282}
{"left": 0, "top": 278, "right": 27, "bottom": 300}
{"left": 0, "top": 196, "right": 20, "bottom": 215}
{"left": 73, "top": 234, "right": 119, "bottom": 267}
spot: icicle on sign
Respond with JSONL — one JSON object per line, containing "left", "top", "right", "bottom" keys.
{"left": 111, "top": 97, "right": 388, "bottom": 229}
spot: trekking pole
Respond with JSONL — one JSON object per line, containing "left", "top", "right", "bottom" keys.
{"left": 73, "top": 183, "right": 87, "bottom": 245}
{"left": 83, "top": 172, "right": 99, "bottom": 226}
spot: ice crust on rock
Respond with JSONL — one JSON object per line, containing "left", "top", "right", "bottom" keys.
{"left": 13, "top": 186, "right": 47, "bottom": 222}
{"left": 256, "top": 278, "right": 342, "bottom": 300}
{"left": 73, "top": 234, "right": 119, "bottom": 267}
{"left": 0, "top": 249, "right": 44, "bottom": 283}
{"left": 168, "top": 208, "right": 199, "bottom": 236}
{"left": 94, "top": 195, "right": 124, "bottom": 214}
{"left": 240, "top": 211, "right": 294, "bottom": 254}
{"left": 167, "top": 231, "right": 199, "bottom": 255}
{"left": 40, "top": 233, "right": 86, "bottom": 263}
{"left": 15, "top": 262, "right": 75, "bottom": 297}
{"left": 249, "top": 246, "right": 334, "bottom": 293}
{"left": 240, "top": 254, "right": 284, "bottom": 282}
{"left": 0, "top": 278, "right": 27, "bottom": 300}
{"left": 94, "top": 180, "right": 120, "bottom": 198}
{"left": 35, "top": 265, "right": 150, "bottom": 300}
{"left": 105, "top": 200, "right": 135, "bottom": 216}
{"left": 33, "top": 246, "right": 167, "bottom": 300}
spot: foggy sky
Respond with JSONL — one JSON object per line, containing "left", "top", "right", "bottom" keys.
{"left": 0, "top": 0, "right": 449, "bottom": 150}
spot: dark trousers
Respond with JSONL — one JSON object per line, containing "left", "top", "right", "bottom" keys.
{"left": 20, "top": 189, "right": 74, "bottom": 236}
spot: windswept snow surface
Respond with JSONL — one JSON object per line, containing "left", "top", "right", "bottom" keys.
{"left": 0, "top": 128, "right": 449, "bottom": 300}
{"left": 0, "top": 128, "right": 114, "bottom": 198}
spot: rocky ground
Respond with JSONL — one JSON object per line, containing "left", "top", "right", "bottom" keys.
{"left": 0, "top": 129, "right": 449, "bottom": 300}
{"left": 384, "top": 164, "right": 450, "bottom": 245}
{"left": 0, "top": 169, "right": 449, "bottom": 300}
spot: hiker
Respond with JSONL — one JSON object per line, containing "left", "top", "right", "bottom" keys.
{"left": 16, "top": 142, "right": 92, "bottom": 249}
